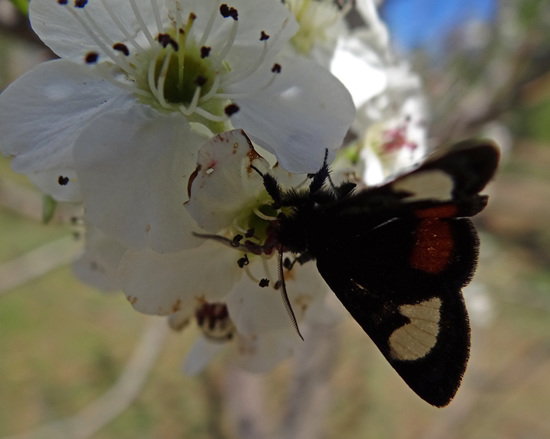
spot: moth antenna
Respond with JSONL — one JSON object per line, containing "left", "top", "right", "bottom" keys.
{"left": 249, "top": 164, "right": 264, "bottom": 177}
{"left": 278, "top": 248, "right": 304, "bottom": 341}
{"left": 250, "top": 165, "right": 284, "bottom": 206}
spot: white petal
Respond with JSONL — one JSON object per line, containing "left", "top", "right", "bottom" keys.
{"left": 117, "top": 240, "right": 242, "bottom": 315}
{"left": 185, "top": 130, "right": 269, "bottom": 232}
{"left": 183, "top": 335, "right": 224, "bottom": 376}
{"left": 227, "top": 278, "right": 291, "bottom": 336}
{"left": 73, "top": 105, "right": 204, "bottom": 252}
{"left": 330, "top": 36, "right": 387, "bottom": 108}
{"left": 0, "top": 59, "right": 130, "bottom": 173}
{"left": 30, "top": 0, "right": 165, "bottom": 63}
{"left": 26, "top": 169, "right": 82, "bottom": 203}
{"left": 233, "top": 329, "right": 297, "bottom": 373}
{"left": 72, "top": 224, "right": 128, "bottom": 292}
{"left": 226, "top": 258, "right": 327, "bottom": 336}
{"left": 220, "top": 0, "right": 298, "bottom": 66}
{"left": 230, "top": 55, "right": 355, "bottom": 173}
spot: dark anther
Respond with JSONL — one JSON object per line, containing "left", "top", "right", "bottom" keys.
{"left": 195, "top": 75, "right": 207, "bottom": 87}
{"left": 274, "top": 280, "right": 282, "bottom": 290}
{"left": 232, "top": 234, "right": 243, "bottom": 246}
{"left": 85, "top": 52, "right": 99, "bottom": 64}
{"left": 113, "top": 43, "right": 130, "bottom": 56}
{"left": 75, "top": 0, "right": 88, "bottom": 7}
{"left": 245, "top": 228, "right": 255, "bottom": 238}
{"left": 200, "top": 46, "right": 211, "bottom": 58}
{"left": 220, "top": 4, "right": 238, "bottom": 20}
{"left": 157, "top": 33, "right": 179, "bottom": 51}
{"left": 237, "top": 254, "right": 250, "bottom": 268}
{"left": 259, "top": 278, "right": 270, "bottom": 288}
{"left": 58, "top": 176, "right": 70, "bottom": 186}
{"left": 260, "top": 31, "right": 270, "bottom": 41}
{"left": 57, "top": 0, "right": 68, "bottom": 4}
{"left": 189, "top": 12, "right": 197, "bottom": 21}
{"left": 283, "top": 257, "right": 292, "bottom": 269}
{"left": 224, "top": 103, "right": 240, "bottom": 116}
{"left": 271, "top": 63, "right": 282, "bottom": 74}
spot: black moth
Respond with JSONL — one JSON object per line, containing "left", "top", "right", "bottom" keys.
{"left": 257, "top": 140, "right": 500, "bottom": 407}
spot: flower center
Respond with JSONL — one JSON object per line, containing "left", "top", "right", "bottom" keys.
{"left": 285, "top": 0, "right": 351, "bottom": 55}
{"left": 58, "top": 0, "right": 283, "bottom": 133}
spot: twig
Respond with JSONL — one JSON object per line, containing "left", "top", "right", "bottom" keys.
{"left": 223, "top": 366, "right": 269, "bottom": 439}
{"left": 2, "top": 317, "right": 169, "bottom": 439}
{"left": 0, "top": 236, "right": 82, "bottom": 295}
{"left": 279, "top": 322, "right": 339, "bottom": 439}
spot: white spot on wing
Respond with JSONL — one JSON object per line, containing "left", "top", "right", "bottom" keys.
{"left": 392, "top": 171, "right": 454, "bottom": 202}
{"left": 389, "top": 297, "right": 441, "bottom": 361}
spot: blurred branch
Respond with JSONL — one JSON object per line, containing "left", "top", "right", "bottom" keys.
{"left": 223, "top": 367, "right": 269, "bottom": 439}
{"left": 0, "top": 236, "right": 82, "bottom": 295}
{"left": 279, "top": 322, "right": 340, "bottom": 439}
{"left": 2, "top": 317, "right": 169, "bottom": 439}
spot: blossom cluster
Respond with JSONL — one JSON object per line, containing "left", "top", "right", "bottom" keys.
{"left": 0, "top": 0, "right": 427, "bottom": 371}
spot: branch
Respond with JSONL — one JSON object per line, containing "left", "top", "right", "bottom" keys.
{"left": 2, "top": 317, "right": 169, "bottom": 439}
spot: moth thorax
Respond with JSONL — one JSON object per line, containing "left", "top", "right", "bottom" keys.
{"left": 276, "top": 214, "right": 309, "bottom": 254}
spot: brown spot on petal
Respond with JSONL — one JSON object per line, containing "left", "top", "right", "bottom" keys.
{"left": 186, "top": 164, "right": 201, "bottom": 200}
{"left": 145, "top": 224, "right": 151, "bottom": 233}
{"left": 171, "top": 299, "right": 182, "bottom": 313}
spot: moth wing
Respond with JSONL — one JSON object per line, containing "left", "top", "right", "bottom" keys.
{"left": 316, "top": 212, "right": 476, "bottom": 407}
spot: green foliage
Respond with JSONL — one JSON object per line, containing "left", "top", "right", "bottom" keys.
{"left": 42, "top": 195, "right": 57, "bottom": 224}
{"left": 8, "top": 0, "right": 28, "bottom": 15}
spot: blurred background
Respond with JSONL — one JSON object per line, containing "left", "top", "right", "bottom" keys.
{"left": 1, "top": 0, "right": 550, "bottom": 437}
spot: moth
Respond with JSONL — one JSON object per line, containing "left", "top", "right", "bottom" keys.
{"left": 256, "top": 140, "right": 500, "bottom": 407}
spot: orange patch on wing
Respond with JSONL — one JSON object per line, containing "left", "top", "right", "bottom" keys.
{"left": 415, "top": 204, "right": 458, "bottom": 219}
{"left": 410, "top": 219, "right": 453, "bottom": 274}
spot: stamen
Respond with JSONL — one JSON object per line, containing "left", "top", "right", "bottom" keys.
{"left": 224, "top": 104, "right": 240, "bottom": 116}
{"left": 183, "top": 13, "right": 197, "bottom": 50}
{"left": 243, "top": 266, "right": 261, "bottom": 284}
{"left": 113, "top": 43, "right": 130, "bottom": 56}
{"left": 155, "top": 48, "right": 174, "bottom": 108}
{"left": 224, "top": 15, "right": 290, "bottom": 86}
{"left": 128, "top": 0, "right": 156, "bottom": 47}
{"left": 189, "top": 106, "right": 228, "bottom": 122}
{"left": 95, "top": 63, "right": 150, "bottom": 95}
{"left": 261, "top": 257, "right": 274, "bottom": 285}
{"left": 147, "top": 44, "right": 163, "bottom": 104}
{"left": 199, "top": 0, "right": 221, "bottom": 47}
{"left": 221, "top": 37, "right": 268, "bottom": 86}
{"left": 198, "top": 73, "right": 221, "bottom": 103}
{"left": 216, "top": 70, "right": 279, "bottom": 100}
{"left": 254, "top": 207, "right": 278, "bottom": 222}
{"left": 58, "top": 176, "right": 70, "bottom": 186}
{"left": 62, "top": 5, "right": 137, "bottom": 75}
{"left": 180, "top": 86, "right": 202, "bottom": 116}
{"left": 212, "top": 18, "right": 239, "bottom": 70}
{"left": 232, "top": 215, "right": 249, "bottom": 235}
{"left": 99, "top": 0, "right": 144, "bottom": 52}
{"left": 85, "top": 52, "right": 99, "bottom": 64}
{"left": 149, "top": 0, "right": 164, "bottom": 35}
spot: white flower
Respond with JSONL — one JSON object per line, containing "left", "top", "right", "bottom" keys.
{"left": 283, "top": 0, "right": 352, "bottom": 66}
{"left": 104, "top": 129, "right": 333, "bottom": 371}
{"left": 329, "top": 0, "right": 429, "bottom": 185}
{"left": 116, "top": 129, "right": 321, "bottom": 313}
{"left": 0, "top": 0, "right": 354, "bottom": 252}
